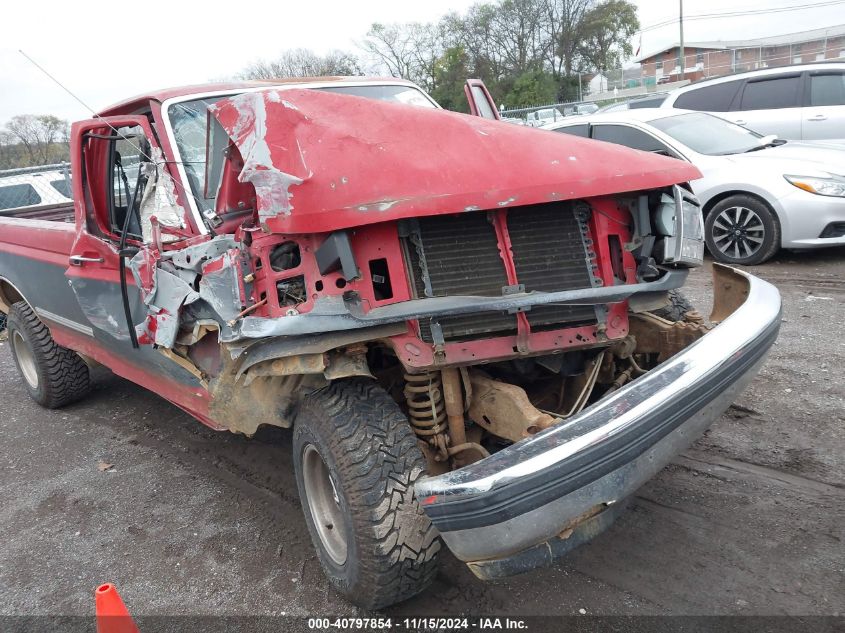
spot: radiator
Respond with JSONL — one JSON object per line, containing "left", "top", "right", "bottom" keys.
{"left": 405, "top": 202, "right": 597, "bottom": 343}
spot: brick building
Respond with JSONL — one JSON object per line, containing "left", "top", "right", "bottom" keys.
{"left": 635, "top": 24, "right": 845, "bottom": 83}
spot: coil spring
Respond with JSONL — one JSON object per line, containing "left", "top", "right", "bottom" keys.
{"left": 403, "top": 371, "right": 448, "bottom": 443}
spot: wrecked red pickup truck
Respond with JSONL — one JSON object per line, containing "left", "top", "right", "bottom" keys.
{"left": 0, "top": 78, "right": 781, "bottom": 608}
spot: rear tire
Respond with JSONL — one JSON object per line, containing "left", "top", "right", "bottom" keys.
{"left": 293, "top": 378, "right": 441, "bottom": 609}
{"left": 704, "top": 195, "right": 780, "bottom": 265}
{"left": 6, "top": 301, "right": 91, "bottom": 408}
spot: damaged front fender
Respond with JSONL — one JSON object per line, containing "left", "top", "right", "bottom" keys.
{"left": 128, "top": 235, "right": 244, "bottom": 348}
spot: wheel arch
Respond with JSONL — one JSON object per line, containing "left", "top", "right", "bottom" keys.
{"left": 0, "top": 276, "right": 32, "bottom": 315}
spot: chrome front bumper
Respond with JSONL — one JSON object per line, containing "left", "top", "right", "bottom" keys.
{"left": 416, "top": 265, "right": 781, "bottom": 571}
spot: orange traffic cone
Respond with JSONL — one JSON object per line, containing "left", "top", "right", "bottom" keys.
{"left": 95, "top": 583, "right": 140, "bottom": 633}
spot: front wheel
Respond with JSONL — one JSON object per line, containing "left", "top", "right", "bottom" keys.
{"left": 704, "top": 195, "right": 780, "bottom": 265}
{"left": 293, "top": 378, "right": 441, "bottom": 609}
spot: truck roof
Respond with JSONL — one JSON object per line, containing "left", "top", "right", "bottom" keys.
{"left": 98, "top": 76, "right": 416, "bottom": 116}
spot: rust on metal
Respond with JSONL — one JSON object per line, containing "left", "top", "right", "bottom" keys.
{"left": 227, "top": 297, "right": 268, "bottom": 327}
{"left": 710, "top": 263, "right": 751, "bottom": 324}
{"left": 441, "top": 367, "right": 468, "bottom": 458}
{"left": 629, "top": 313, "right": 709, "bottom": 362}
{"left": 467, "top": 371, "right": 558, "bottom": 442}
{"left": 404, "top": 371, "right": 450, "bottom": 463}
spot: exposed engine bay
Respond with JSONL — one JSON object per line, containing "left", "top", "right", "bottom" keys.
{"left": 367, "top": 303, "right": 711, "bottom": 474}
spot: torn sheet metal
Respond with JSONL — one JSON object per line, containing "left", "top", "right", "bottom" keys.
{"left": 167, "top": 235, "right": 238, "bottom": 272}
{"left": 198, "top": 249, "right": 246, "bottom": 323}
{"left": 138, "top": 147, "right": 187, "bottom": 243}
{"left": 129, "top": 249, "right": 200, "bottom": 348}
{"left": 128, "top": 236, "right": 242, "bottom": 348}
{"left": 209, "top": 89, "right": 701, "bottom": 234}
{"left": 208, "top": 93, "right": 308, "bottom": 226}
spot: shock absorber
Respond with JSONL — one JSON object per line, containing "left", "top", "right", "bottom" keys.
{"left": 403, "top": 371, "right": 449, "bottom": 460}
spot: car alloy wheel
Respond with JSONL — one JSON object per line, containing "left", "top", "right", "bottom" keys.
{"left": 711, "top": 205, "right": 765, "bottom": 260}
{"left": 302, "top": 443, "right": 349, "bottom": 566}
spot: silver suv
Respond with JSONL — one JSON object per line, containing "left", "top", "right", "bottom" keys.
{"left": 660, "top": 62, "right": 845, "bottom": 144}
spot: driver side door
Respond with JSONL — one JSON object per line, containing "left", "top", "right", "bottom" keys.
{"left": 64, "top": 116, "right": 205, "bottom": 388}
{"left": 65, "top": 117, "right": 149, "bottom": 347}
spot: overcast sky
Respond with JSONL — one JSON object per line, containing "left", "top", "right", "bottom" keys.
{"left": 1, "top": 0, "right": 843, "bottom": 123}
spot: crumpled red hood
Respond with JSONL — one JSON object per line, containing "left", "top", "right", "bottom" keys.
{"left": 210, "top": 89, "right": 701, "bottom": 234}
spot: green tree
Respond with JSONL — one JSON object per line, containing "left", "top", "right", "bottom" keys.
{"left": 431, "top": 47, "right": 473, "bottom": 112}
{"left": 504, "top": 69, "right": 557, "bottom": 108}
{"left": 579, "top": 0, "right": 639, "bottom": 73}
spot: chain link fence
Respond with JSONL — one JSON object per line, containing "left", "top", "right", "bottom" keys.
{"left": 0, "top": 163, "right": 74, "bottom": 215}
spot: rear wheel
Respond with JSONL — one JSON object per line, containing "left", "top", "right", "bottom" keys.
{"left": 704, "top": 195, "right": 780, "bottom": 265}
{"left": 6, "top": 301, "right": 91, "bottom": 408}
{"left": 293, "top": 378, "right": 441, "bottom": 609}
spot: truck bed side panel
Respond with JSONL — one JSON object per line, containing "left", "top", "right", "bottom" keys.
{"left": 0, "top": 217, "right": 213, "bottom": 424}
{"left": 0, "top": 218, "right": 90, "bottom": 328}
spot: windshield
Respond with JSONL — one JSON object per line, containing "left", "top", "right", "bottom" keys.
{"left": 650, "top": 112, "right": 764, "bottom": 155}
{"left": 167, "top": 84, "right": 436, "bottom": 214}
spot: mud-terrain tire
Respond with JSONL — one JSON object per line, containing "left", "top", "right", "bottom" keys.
{"left": 293, "top": 378, "right": 441, "bottom": 609}
{"left": 6, "top": 301, "right": 90, "bottom": 408}
{"left": 653, "top": 289, "right": 695, "bottom": 322}
{"left": 704, "top": 194, "right": 780, "bottom": 265}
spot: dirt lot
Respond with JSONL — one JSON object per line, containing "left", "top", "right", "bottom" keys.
{"left": 0, "top": 249, "right": 843, "bottom": 619}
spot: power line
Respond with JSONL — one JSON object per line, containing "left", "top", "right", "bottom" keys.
{"left": 637, "top": 0, "right": 845, "bottom": 34}
{"left": 18, "top": 49, "right": 215, "bottom": 235}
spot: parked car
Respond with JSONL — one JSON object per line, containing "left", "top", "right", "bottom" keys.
{"left": 563, "top": 102, "right": 599, "bottom": 116}
{"left": 525, "top": 106, "right": 564, "bottom": 126}
{"left": 597, "top": 93, "right": 669, "bottom": 113}
{"left": 0, "top": 78, "right": 780, "bottom": 608}
{"left": 660, "top": 62, "right": 845, "bottom": 144}
{"left": 0, "top": 169, "right": 73, "bottom": 213}
{"left": 545, "top": 109, "right": 845, "bottom": 265}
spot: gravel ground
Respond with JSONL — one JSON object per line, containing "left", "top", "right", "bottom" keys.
{"left": 0, "top": 248, "right": 843, "bottom": 619}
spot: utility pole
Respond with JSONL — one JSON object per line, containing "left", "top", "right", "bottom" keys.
{"left": 679, "top": 0, "right": 685, "bottom": 80}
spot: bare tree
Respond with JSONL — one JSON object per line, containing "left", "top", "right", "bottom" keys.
{"left": 0, "top": 131, "right": 15, "bottom": 169}
{"left": 409, "top": 22, "right": 448, "bottom": 92}
{"left": 239, "top": 48, "right": 361, "bottom": 80}
{"left": 443, "top": 5, "right": 507, "bottom": 81}
{"left": 4, "top": 115, "right": 70, "bottom": 166}
{"left": 488, "top": 0, "right": 547, "bottom": 75}
{"left": 541, "top": 0, "right": 594, "bottom": 79}
{"left": 360, "top": 23, "right": 421, "bottom": 81}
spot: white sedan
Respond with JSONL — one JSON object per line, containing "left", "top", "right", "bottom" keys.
{"left": 544, "top": 109, "right": 845, "bottom": 265}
